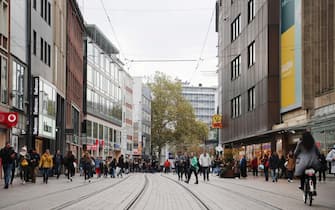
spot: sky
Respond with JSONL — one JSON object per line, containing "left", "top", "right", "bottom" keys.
{"left": 78, "top": 0, "right": 218, "bottom": 87}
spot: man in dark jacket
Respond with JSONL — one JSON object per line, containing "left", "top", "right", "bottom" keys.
{"left": 0, "top": 142, "right": 16, "bottom": 189}
{"left": 269, "top": 152, "right": 280, "bottom": 182}
{"left": 29, "top": 148, "right": 40, "bottom": 183}
{"left": 53, "top": 150, "right": 63, "bottom": 179}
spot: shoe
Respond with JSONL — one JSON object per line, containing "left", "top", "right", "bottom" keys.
{"left": 184, "top": 180, "right": 189, "bottom": 184}
{"left": 275, "top": 178, "right": 278, "bottom": 182}
{"left": 298, "top": 187, "right": 303, "bottom": 191}
{"left": 4, "top": 185, "right": 8, "bottom": 189}
{"left": 313, "top": 191, "right": 317, "bottom": 196}
{"left": 23, "top": 181, "right": 26, "bottom": 185}
{"left": 272, "top": 180, "right": 275, "bottom": 182}
{"left": 194, "top": 181, "right": 198, "bottom": 184}
{"left": 70, "top": 178, "right": 73, "bottom": 182}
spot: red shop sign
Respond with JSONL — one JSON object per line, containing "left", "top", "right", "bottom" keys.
{"left": 0, "top": 112, "right": 18, "bottom": 128}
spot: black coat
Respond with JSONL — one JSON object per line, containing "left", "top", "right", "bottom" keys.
{"left": 0, "top": 146, "right": 15, "bottom": 165}
{"left": 269, "top": 155, "right": 280, "bottom": 169}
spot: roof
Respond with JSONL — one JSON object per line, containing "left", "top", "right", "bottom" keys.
{"left": 86, "top": 24, "right": 119, "bottom": 55}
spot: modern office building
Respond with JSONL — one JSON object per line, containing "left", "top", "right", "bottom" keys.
{"left": 83, "top": 24, "right": 122, "bottom": 158}
{"left": 216, "top": 0, "right": 281, "bottom": 159}
{"left": 133, "top": 77, "right": 151, "bottom": 159}
{"left": 182, "top": 85, "right": 217, "bottom": 143}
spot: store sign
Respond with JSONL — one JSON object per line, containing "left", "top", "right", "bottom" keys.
{"left": 0, "top": 112, "right": 18, "bottom": 128}
{"left": 212, "top": 114, "right": 223, "bottom": 128}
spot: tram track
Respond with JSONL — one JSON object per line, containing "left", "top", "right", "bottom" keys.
{"left": 50, "top": 175, "right": 132, "bottom": 210}
{"left": 207, "top": 182, "right": 283, "bottom": 210}
{"left": 123, "top": 174, "right": 149, "bottom": 210}
{"left": 162, "top": 175, "right": 211, "bottom": 210}
{"left": 0, "top": 176, "right": 109, "bottom": 209}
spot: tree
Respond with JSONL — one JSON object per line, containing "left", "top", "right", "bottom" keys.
{"left": 149, "top": 72, "right": 209, "bottom": 159}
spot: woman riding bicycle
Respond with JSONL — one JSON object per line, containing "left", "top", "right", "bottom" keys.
{"left": 294, "top": 131, "right": 321, "bottom": 194}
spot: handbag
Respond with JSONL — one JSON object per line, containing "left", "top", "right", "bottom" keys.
{"left": 258, "top": 164, "right": 264, "bottom": 170}
{"left": 21, "top": 159, "right": 28, "bottom": 167}
{"left": 284, "top": 161, "right": 288, "bottom": 168}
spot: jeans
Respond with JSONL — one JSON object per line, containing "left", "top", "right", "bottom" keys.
{"left": 271, "top": 169, "right": 278, "bottom": 181}
{"left": 55, "top": 164, "right": 62, "bottom": 178}
{"left": 202, "top": 167, "right": 209, "bottom": 181}
{"left": 42, "top": 168, "right": 50, "bottom": 183}
{"left": 252, "top": 167, "right": 258, "bottom": 176}
{"left": 20, "top": 166, "right": 29, "bottom": 182}
{"left": 3, "top": 163, "right": 13, "bottom": 187}
{"left": 287, "top": 170, "right": 293, "bottom": 180}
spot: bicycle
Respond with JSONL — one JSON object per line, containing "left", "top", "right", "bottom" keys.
{"left": 303, "top": 168, "right": 316, "bottom": 206}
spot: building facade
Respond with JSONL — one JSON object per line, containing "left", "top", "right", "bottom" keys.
{"left": 83, "top": 24, "right": 122, "bottom": 159}
{"left": 53, "top": 0, "right": 66, "bottom": 154}
{"left": 66, "top": 0, "right": 84, "bottom": 158}
{"left": 217, "top": 0, "right": 281, "bottom": 159}
{"left": 120, "top": 69, "right": 134, "bottom": 158}
{"left": 133, "top": 77, "right": 151, "bottom": 160}
{"left": 10, "top": 0, "right": 27, "bottom": 152}
{"left": 0, "top": 0, "right": 10, "bottom": 148}
{"left": 182, "top": 85, "right": 217, "bottom": 143}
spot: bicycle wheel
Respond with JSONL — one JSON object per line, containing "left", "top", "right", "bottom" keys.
{"left": 304, "top": 181, "right": 308, "bottom": 204}
{"left": 309, "top": 192, "right": 313, "bottom": 206}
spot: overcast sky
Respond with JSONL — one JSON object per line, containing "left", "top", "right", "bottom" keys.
{"left": 78, "top": 0, "right": 218, "bottom": 87}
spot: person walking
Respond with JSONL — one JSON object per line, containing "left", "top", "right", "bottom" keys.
{"left": 185, "top": 152, "right": 199, "bottom": 184}
{"left": 183, "top": 153, "right": 190, "bottom": 181}
{"left": 240, "top": 156, "right": 247, "bottom": 178}
{"left": 279, "top": 155, "right": 286, "bottom": 178}
{"left": 53, "top": 150, "right": 63, "bottom": 179}
{"left": 286, "top": 151, "right": 295, "bottom": 183}
{"left": 262, "top": 154, "right": 270, "bottom": 181}
{"left": 29, "top": 148, "right": 40, "bottom": 183}
{"left": 318, "top": 153, "right": 327, "bottom": 182}
{"left": 164, "top": 159, "right": 171, "bottom": 173}
{"left": 0, "top": 142, "right": 16, "bottom": 189}
{"left": 10, "top": 151, "right": 18, "bottom": 185}
{"left": 117, "top": 155, "right": 124, "bottom": 178}
{"left": 109, "top": 158, "right": 117, "bottom": 178}
{"left": 64, "top": 151, "right": 75, "bottom": 182}
{"left": 326, "top": 145, "right": 335, "bottom": 175}
{"left": 39, "top": 149, "right": 53, "bottom": 184}
{"left": 199, "top": 150, "right": 211, "bottom": 182}
{"left": 18, "top": 146, "right": 30, "bottom": 184}
{"left": 269, "top": 152, "right": 280, "bottom": 182}
{"left": 82, "top": 152, "right": 92, "bottom": 182}
{"left": 95, "top": 157, "right": 102, "bottom": 178}
{"left": 251, "top": 157, "right": 258, "bottom": 176}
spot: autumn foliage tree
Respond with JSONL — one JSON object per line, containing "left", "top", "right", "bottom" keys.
{"left": 149, "top": 72, "right": 209, "bottom": 159}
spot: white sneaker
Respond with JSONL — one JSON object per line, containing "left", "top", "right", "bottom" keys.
{"left": 22, "top": 181, "right": 26, "bottom": 184}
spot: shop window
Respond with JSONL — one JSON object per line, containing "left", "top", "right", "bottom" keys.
{"left": 0, "top": 56, "right": 8, "bottom": 104}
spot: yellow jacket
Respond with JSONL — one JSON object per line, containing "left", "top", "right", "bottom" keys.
{"left": 39, "top": 153, "right": 53, "bottom": 169}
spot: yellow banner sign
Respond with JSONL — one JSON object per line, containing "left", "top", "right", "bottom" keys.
{"left": 212, "top": 114, "right": 222, "bottom": 128}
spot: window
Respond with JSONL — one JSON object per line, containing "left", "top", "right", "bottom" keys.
{"left": 12, "top": 60, "right": 25, "bottom": 110}
{"left": 248, "top": 41, "right": 255, "bottom": 67}
{"left": 33, "top": 30, "right": 36, "bottom": 55}
{"left": 231, "top": 15, "right": 241, "bottom": 41}
{"left": 93, "top": 122, "right": 98, "bottom": 139}
{"left": 48, "top": 2, "right": 51, "bottom": 25}
{"left": 248, "top": 87, "right": 256, "bottom": 111}
{"left": 231, "top": 55, "right": 241, "bottom": 80}
{"left": 47, "top": 44, "right": 51, "bottom": 66}
{"left": 40, "top": 0, "right": 43, "bottom": 17}
{"left": 86, "top": 120, "right": 92, "bottom": 138}
{"left": 44, "top": 0, "right": 47, "bottom": 22}
{"left": 72, "top": 106, "right": 79, "bottom": 137}
{"left": 44, "top": 40, "right": 47, "bottom": 64}
{"left": 33, "top": 0, "right": 36, "bottom": 10}
{"left": 0, "top": 56, "right": 8, "bottom": 104}
{"left": 248, "top": 0, "right": 255, "bottom": 23}
{"left": 231, "top": 95, "right": 241, "bottom": 118}
{"left": 99, "top": 124, "right": 103, "bottom": 140}
{"left": 40, "top": 38, "right": 44, "bottom": 61}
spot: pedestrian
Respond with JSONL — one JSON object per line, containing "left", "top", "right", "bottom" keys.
{"left": 39, "top": 149, "right": 53, "bottom": 184}
{"left": 117, "top": 155, "right": 124, "bottom": 178}
{"left": 10, "top": 151, "right": 18, "bottom": 185}
{"left": 82, "top": 152, "right": 92, "bottom": 182}
{"left": 199, "top": 150, "right": 211, "bottom": 182}
{"left": 318, "top": 153, "right": 327, "bottom": 182}
{"left": 240, "top": 155, "right": 247, "bottom": 178}
{"left": 124, "top": 159, "right": 129, "bottom": 174}
{"left": 53, "top": 150, "right": 63, "bottom": 179}
{"left": 251, "top": 157, "right": 258, "bottom": 176}
{"left": 185, "top": 152, "right": 199, "bottom": 184}
{"left": 183, "top": 153, "right": 190, "bottom": 180}
{"left": 286, "top": 151, "right": 295, "bottom": 183}
{"left": 0, "top": 142, "right": 16, "bottom": 189}
{"left": 262, "top": 154, "right": 270, "bottom": 181}
{"left": 95, "top": 157, "right": 102, "bottom": 178}
{"left": 326, "top": 145, "right": 335, "bottom": 175}
{"left": 164, "top": 159, "right": 171, "bottom": 173}
{"left": 176, "top": 155, "right": 184, "bottom": 181}
{"left": 18, "top": 146, "right": 30, "bottom": 184}
{"left": 64, "top": 151, "right": 75, "bottom": 182}
{"left": 109, "top": 158, "right": 116, "bottom": 178}
{"left": 233, "top": 158, "right": 240, "bottom": 179}
{"left": 279, "top": 155, "right": 286, "bottom": 178}
{"left": 103, "top": 160, "right": 108, "bottom": 177}
{"left": 269, "top": 152, "right": 279, "bottom": 182}
{"left": 29, "top": 148, "right": 40, "bottom": 183}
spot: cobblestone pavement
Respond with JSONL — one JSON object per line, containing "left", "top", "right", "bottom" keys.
{"left": 0, "top": 173, "right": 334, "bottom": 210}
